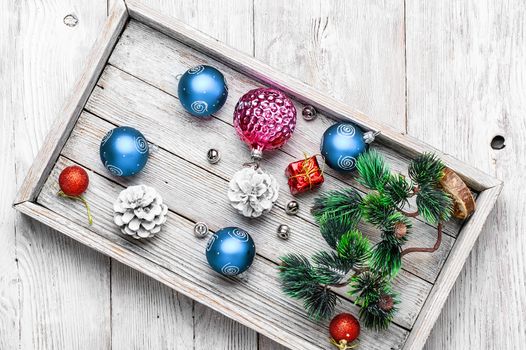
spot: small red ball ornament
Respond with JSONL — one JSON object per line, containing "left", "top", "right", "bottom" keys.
{"left": 329, "top": 313, "right": 360, "bottom": 349}
{"left": 58, "top": 166, "right": 93, "bottom": 225}
{"left": 59, "top": 166, "right": 89, "bottom": 196}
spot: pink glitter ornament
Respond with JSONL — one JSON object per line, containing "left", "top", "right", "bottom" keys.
{"left": 233, "top": 88, "right": 297, "bottom": 160}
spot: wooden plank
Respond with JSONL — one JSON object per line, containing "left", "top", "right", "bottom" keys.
{"left": 403, "top": 185, "right": 502, "bottom": 349}
{"left": 0, "top": 1, "right": 19, "bottom": 345}
{"left": 6, "top": 2, "right": 507, "bottom": 349}
{"left": 253, "top": 0, "right": 406, "bottom": 133}
{"left": 251, "top": 5, "right": 414, "bottom": 348}
{"left": 13, "top": 0, "right": 127, "bottom": 204}
{"left": 125, "top": 0, "right": 500, "bottom": 192}
{"left": 111, "top": 261, "right": 194, "bottom": 350}
{"left": 111, "top": 1, "right": 257, "bottom": 348}
{"left": 34, "top": 156, "right": 410, "bottom": 350}
{"left": 64, "top": 110, "right": 431, "bottom": 330}
{"left": 106, "top": 19, "right": 464, "bottom": 237}
{"left": 85, "top": 63, "right": 455, "bottom": 285}
{"left": 193, "top": 303, "right": 259, "bottom": 350}
{"left": 406, "top": 1, "right": 524, "bottom": 349}
{"left": 5, "top": 0, "right": 111, "bottom": 348}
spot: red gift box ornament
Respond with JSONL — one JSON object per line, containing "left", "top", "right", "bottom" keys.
{"left": 285, "top": 154, "right": 325, "bottom": 195}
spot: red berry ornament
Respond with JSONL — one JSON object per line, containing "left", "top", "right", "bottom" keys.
{"left": 59, "top": 166, "right": 89, "bottom": 196}
{"left": 329, "top": 313, "right": 360, "bottom": 349}
{"left": 58, "top": 166, "right": 93, "bottom": 225}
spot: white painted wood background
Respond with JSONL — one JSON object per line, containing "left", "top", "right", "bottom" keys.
{"left": 1, "top": 0, "right": 524, "bottom": 349}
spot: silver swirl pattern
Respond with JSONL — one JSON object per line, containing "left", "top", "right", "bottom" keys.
{"left": 206, "top": 233, "right": 218, "bottom": 252}
{"left": 188, "top": 65, "right": 205, "bottom": 75}
{"left": 336, "top": 124, "right": 356, "bottom": 137}
{"left": 221, "top": 263, "right": 240, "bottom": 276}
{"left": 135, "top": 136, "right": 148, "bottom": 154}
{"left": 105, "top": 161, "right": 124, "bottom": 176}
{"left": 101, "top": 129, "right": 113, "bottom": 146}
{"left": 337, "top": 155, "right": 356, "bottom": 171}
{"left": 191, "top": 101, "right": 208, "bottom": 114}
{"left": 228, "top": 228, "right": 249, "bottom": 242}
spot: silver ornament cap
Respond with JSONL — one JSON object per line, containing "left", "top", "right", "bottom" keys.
{"left": 285, "top": 201, "right": 299, "bottom": 215}
{"left": 277, "top": 224, "right": 290, "bottom": 240}
{"left": 302, "top": 105, "right": 317, "bottom": 121}
{"left": 193, "top": 222, "right": 209, "bottom": 238}
{"left": 207, "top": 149, "right": 221, "bottom": 164}
{"left": 363, "top": 130, "right": 381, "bottom": 144}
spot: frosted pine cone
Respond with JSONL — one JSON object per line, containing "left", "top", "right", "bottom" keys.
{"left": 113, "top": 185, "right": 168, "bottom": 239}
{"left": 228, "top": 167, "right": 280, "bottom": 218}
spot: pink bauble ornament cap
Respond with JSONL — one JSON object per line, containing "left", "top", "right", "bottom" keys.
{"left": 233, "top": 88, "right": 297, "bottom": 159}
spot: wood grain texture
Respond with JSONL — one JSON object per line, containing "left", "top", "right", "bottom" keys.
{"left": 107, "top": 1, "right": 258, "bottom": 348}
{"left": 406, "top": 1, "right": 526, "bottom": 349}
{"left": 65, "top": 110, "right": 432, "bottom": 330}
{"left": 35, "top": 156, "right": 410, "bottom": 350}
{"left": 86, "top": 60, "right": 454, "bottom": 286}
{"left": 14, "top": 0, "right": 127, "bottom": 204}
{"left": 4, "top": 1, "right": 515, "bottom": 349}
{"left": 125, "top": 0, "right": 500, "bottom": 192}
{"left": 111, "top": 261, "right": 194, "bottom": 350}
{"left": 252, "top": 3, "right": 404, "bottom": 347}
{"left": 0, "top": 2, "right": 19, "bottom": 346}
{"left": 253, "top": 0, "right": 406, "bottom": 132}
{"left": 3, "top": 0, "right": 111, "bottom": 349}
{"left": 106, "top": 19, "right": 464, "bottom": 238}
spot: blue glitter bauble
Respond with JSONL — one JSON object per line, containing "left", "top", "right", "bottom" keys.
{"left": 206, "top": 227, "right": 256, "bottom": 276}
{"left": 99, "top": 126, "right": 149, "bottom": 177}
{"left": 320, "top": 122, "right": 367, "bottom": 172}
{"left": 178, "top": 65, "right": 228, "bottom": 117}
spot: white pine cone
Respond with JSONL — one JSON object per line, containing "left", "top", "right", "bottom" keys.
{"left": 113, "top": 185, "right": 168, "bottom": 239}
{"left": 228, "top": 167, "right": 280, "bottom": 218}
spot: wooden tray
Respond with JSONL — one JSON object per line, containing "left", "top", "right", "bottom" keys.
{"left": 13, "top": 1, "right": 503, "bottom": 349}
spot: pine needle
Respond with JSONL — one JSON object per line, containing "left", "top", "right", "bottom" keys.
{"left": 312, "top": 189, "right": 363, "bottom": 248}
{"left": 370, "top": 240, "right": 402, "bottom": 277}
{"left": 336, "top": 230, "right": 371, "bottom": 269}
{"left": 356, "top": 150, "right": 390, "bottom": 190}
{"left": 361, "top": 192, "right": 395, "bottom": 228}
{"left": 303, "top": 285, "right": 338, "bottom": 321}
{"left": 416, "top": 184, "right": 453, "bottom": 224}
{"left": 383, "top": 173, "right": 413, "bottom": 207}
{"left": 408, "top": 152, "right": 445, "bottom": 187}
{"left": 312, "top": 251, "right": 352, "bottom": 285}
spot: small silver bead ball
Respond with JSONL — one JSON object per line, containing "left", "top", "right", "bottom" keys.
{"left": 193, "top": 222, "right": 209, "bottom": 238}
{"left": 285, "top": 201, "right": 299, "bottom": 215}
{"left": 277, "top": 224, "right": 290, "bottom": 240}
{"left": 207, "top": 149, "right": 221, "bottom": 164}
{"left": 302, "top": 105, "right": 317, "bottom": 121}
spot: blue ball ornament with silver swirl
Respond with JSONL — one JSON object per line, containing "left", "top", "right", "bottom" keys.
{"left": 178, "top": 65, "right": 228, "bottom": 117}
{"left": 99, "top": 126, "right": 149, "bottom": 177}
{"left": 320, "top": 122, "right": 377, "bottom": 172}
{"left": 206, "top": 227, "right": 256, "bottom": 277}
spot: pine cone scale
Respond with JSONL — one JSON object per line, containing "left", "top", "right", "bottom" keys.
{"left": 113, "top": 185, "right": 168, "bottom": 239}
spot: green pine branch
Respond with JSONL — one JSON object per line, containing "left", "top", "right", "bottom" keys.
{"left": 416, "top": 184, "right": 453, "bottom": 225}
{"left": 312, "top": 188, "right": 363, "bottom": 226}
{"left": 356, "top": 150, "right": 390, "bottom": 190}
{"left": 384, "top": 173, "right": 414, "bottom": 207}
{"left": 361, "top": 192, "right": 395, "bottom": 228}
{"left": 350, "top": 271, "right": 399, "bottom": 331}
{"left": 370, "top": 239, "right": 402, "bottom": 277}
{"left": 408, "top": 153, "right": 445, "bottom": 187}
{"left": 312, "top": 188, "right": 363, "bottom": 248}
{"left": 279, "top": 149, "right": 457, "bottom": 331}
{"left": 336, "top": 230, "right": 371, "bottom": 269}
{"left": 312, "top": 251, "right": 353, "bottom": 285}
{"left": 303, "top": 285, "right": 338, "bottom": 321}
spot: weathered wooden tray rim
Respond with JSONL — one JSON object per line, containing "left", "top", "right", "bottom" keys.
{"left": 13, "top": 1, "right": 504, "bottom": 349}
